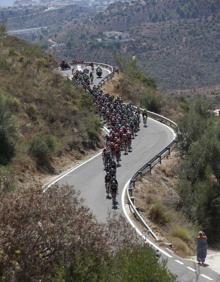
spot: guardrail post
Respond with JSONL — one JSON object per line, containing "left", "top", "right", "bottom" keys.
{"left": 130, "top": 196, "right": 135, "bottom": 204}
{"left": 131, "top": 179, "right": 135, "bottom": 189}
{"left": 158, "top": 155, "right": 162, "bottom": 164}
{"left": 149, "top": 163, "right": 152, "bottom": 173}
{"left": 138, "top": 171, "right": 143, "bottom": 178}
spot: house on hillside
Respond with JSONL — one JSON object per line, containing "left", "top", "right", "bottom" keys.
{"left": 103, "top": 31, "right": 130, "bottom": 41}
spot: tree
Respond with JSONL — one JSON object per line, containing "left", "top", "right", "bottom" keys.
{"left": 178, "top": 112, "right": 220, "bottom": 243}
{"left": 58, "top": 244, "right": 176, "bottom": 282}
{"left": 178, "top": 99, "right": 211, "bottom": 154}
{"left": 0, "top": 185, "right": 109, "bottom": 282}
{"left": 0, "top": 185, "right": 175, "bottom": 282}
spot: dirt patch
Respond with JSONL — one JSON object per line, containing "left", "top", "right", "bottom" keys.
{"left": 102, "top": 73, "right": 122, "bottom": 97}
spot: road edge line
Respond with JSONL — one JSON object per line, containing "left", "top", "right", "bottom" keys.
{"left": 121, "top": 179, "right": 173, "bottom": 258}
{"left": 43, "top": 151, "right": 102, "bottom": 192}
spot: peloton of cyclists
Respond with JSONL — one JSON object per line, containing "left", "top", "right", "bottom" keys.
{"left": 70, "top": 62, "right": 149, "bottom": 209}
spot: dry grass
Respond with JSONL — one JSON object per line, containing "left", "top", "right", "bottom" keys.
{"left": 149, "top": 202, "right": 171, "bottom": 226}
{"left": 133, "top": 151, "right": 198, "bottom": 257}
{"left": 0, "top": 34, "right": 102, "bottom": 187}
{"left": 102, "top": 73, "right": 122, "bottom": 97}
{"left": 171, "top": 237, "right": 193, "bottom": 257}
{"left": 170, "top": 225, "right": 192, "bottom": 244}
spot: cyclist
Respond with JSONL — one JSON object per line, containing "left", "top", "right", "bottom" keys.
{"left": 105, "top": 172, "right": 112, "bottom": 198}
{"left": 110, "top": 176, "right": 118, "bottom": 208}
{"left": 90, "top": 72, "right": 94, "bottom": 84}
{"left": 96, "top": 66, "right": 102, "bottom": 78}
{"left": 127, "top": 130, "right": 132, "bottom": 152}
{"left": 142, "top": 109, "right": 148, "bottom": 127}
{"left": 114, "top": 143, "right": 121, "bottom": 166}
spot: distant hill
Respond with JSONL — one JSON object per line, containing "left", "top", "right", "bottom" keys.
{"left": 0, "top": 5, "right": 93, "bottom": 30}
{"left": 53, "top": 0, "right": 220, "bottom": 90}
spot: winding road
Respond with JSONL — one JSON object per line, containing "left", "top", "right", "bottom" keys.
{"left": 50, "top": 64, "right": 220, "bottom": 282}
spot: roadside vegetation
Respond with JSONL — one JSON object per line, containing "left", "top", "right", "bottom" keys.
{"left": 178, "top": 99, "right": 220, "bottom": 244}
{"left": 114, "top": 56, "right": 220, "bottom": 252}
{"left": 134, "top": 98, "right": 220, "bottom": 256}
{"left": 0, "top": 183, "right": 175, "bottom": 282}
{"left": 134, "top": 153, "right": 198, "bottom": 257}
{"left": 0, "top": 27, "right": 176, "bottom": 281}
{"left": 0, "top": 27, "right": 101, "bottom": 188}
{"left": 110, "top": 55, "right": 162, "bottom": 113}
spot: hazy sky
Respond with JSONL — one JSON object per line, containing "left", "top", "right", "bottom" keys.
{"left": 0, "top": 0, "right": 15, "bottom": 6}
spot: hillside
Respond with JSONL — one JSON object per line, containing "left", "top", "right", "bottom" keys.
{"left": 3, "top": 5, "right": 93, "bottom": 30}
{"left": 53, "top": 0, "right": 220, "bottom": 90}
{"left": 0, "top": 27, "right": 177, "bottom": 282}
{"left": 0, "top": 27, "right": 101, "bottom": 189}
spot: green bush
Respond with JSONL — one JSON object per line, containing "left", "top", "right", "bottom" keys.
{"left": 0, "top": 95, "right": 18, "bottom": 165}
{"left": 170, "top": 225, "right": 192, "bottom": 244}
{"left": 178, "top": 100, "right": 220, "bottom": 243}
{"left": 0, "top": 56, "right": 9, "bottom": 71}
{"left": 115, "top": 55, "right": 162, "bottom": 112}
{"left": 0, "top": 166, "right": 14, "bottom": 194}
{"left": 80, "top": 115, "right": 101, "bottom": 149}
{"left": 149, "top": 203, "right": 171, "bottom": 225}
{"left": 178, "top": 99, "right": 211, "bottom": 154}
{"left": 140, "top": 93, "right": 162, "bottom": 113}
{"left": 171, "top": 237, "right": 192, "bottom": 257}
{"left": 57, "top": 246, "right": 176, "bottom": 282}
{"left": 29, "top": 134, "right": 59, "bottom": 165}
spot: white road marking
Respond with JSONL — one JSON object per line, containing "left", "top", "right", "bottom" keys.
{"left": 201, "top": 274, "right": 213, "bottom": 281}
{"left": 43, "top": 151, "right": 102, "bottom": 191}
{"left": 148, "top": 117, "right": 177, "bottom": 140}
{"left": 166, "top": 247, "right": 174, "bottom": 254}
{"left": 121, "top": 179, "right": 173, "bottom": 258}
{"left": 187, "top": 266, "right": 196, "bottom": 272}
{"left": 175, "top": 259, "right": 184, "bottom": 265}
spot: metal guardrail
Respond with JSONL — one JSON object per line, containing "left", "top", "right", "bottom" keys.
{"left": 126, "top": 112, "right": 178, "bottom": 241}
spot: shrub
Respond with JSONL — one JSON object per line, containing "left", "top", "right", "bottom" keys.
{"left": 58, "top": 245, "right": 176, "bottom": 282}
{"left": 0, "top": 95, "right": 18, "bottom": 165}
{"left": 0, "top": 56, "right": 9, "bottom": 71}
{"left": 149, "top": 203, "right": 171, "bottom": 225}
{"left": 0, "top": 185, "right": 109, "bottom": 282}
{"left": 140, "top": 93, "right": 162, "bottom": 113}
{"left": 170, "top": 225, "right": 192, "bottom": 244}
{"left": 114, "top": 54, "right": 161, "bottom": 112}
{"left": 0, "top": 186, "right": 175, "bottom": 282}
{"left": 171, "top": 237, "right": 192, "bottom": 257}
{"left": 100, "top": 245, "right": 175, "bottom": 282}
{"left": 29, "top": 134, "right": 59, "bottom": 167}
{"left": 26, "top": 104, "right": 37, "bottom": 121}
{"left": 0, "top": 166, "right": 14, "bottom": 194}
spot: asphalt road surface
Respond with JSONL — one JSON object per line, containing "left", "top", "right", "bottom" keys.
{"left": 57, "top": 64, "right": 220, "bottom": 282}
